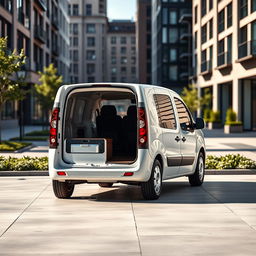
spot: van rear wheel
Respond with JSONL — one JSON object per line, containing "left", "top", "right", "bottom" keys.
{"left": 52, "top": 180, "right": 74, "bottom": 199}
{"left": 98, "top": 183, "right": 113, "bottom": 188}
{"left": 141, "top": 159, "right": 162, "bottom": 200}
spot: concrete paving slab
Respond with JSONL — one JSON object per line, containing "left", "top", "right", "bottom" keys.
{"left": 0, "top": 175, "right": 256, "bottom": 255}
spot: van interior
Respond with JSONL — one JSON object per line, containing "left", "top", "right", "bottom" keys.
{"left": 64, "top": 88, "right": 138, "bottom": 164}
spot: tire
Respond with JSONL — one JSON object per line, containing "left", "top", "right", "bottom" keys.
{"left": 188, "top": 152, "right": 205, "bottom": 186}
{"left": 98, "top": 183, "right": 113, "bottom": 188}
{"left": 52, "top": 180, "right": 74, "bottom": 199}
{"left": 141, "top": 159, "right": 162, "bottom": 200}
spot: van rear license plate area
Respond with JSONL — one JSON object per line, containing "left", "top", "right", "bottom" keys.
{"left": 66, "top": 139, "right": 105, "bottom": 154}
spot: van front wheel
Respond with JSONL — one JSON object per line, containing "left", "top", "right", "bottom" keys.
{"left": 188, "top": 152, "right": 205, "bottom": 186}
{"left": 141, "top": 159, "right": 162, "bottom": 200}
{"left": 52, "top": 180, "right": 74, "bottom": 199}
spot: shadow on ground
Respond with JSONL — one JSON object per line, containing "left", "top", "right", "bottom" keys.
{"left": 71, "top": 181, "right": 256, "bottom": 204}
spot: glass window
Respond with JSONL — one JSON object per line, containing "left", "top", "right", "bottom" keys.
{"left": 227, "top": 34, "right": 232, "bottom": 62}
{"left": 201, "top": 24, "right": 207, "bottom": 43}
{"left": 121, "top": 47, "right": 126, "bottom": 54}
{"left": 73, "top": 37, "right": 78, "bottom": 46}
{"left": 218, "top": 9, "right": 225, "bottom": 33}
{"left": 73, "top": 23, "right": 78, "bottom": 35}
{"left": 174, "top": 98, "right": 193, "bottom": 130}
{"left": 111, "top": 67, "right": 117, "bottom": 74}
{"left": 209, "top": 0, "right": 213, "bottom": 10}
{"left": 169, "top": 28, "right": 178, "bottom": 43}
{"left": 111, "top": 36, "right": 116, "bottom": 44}
{"left": 86, "top": 24, "right": 95, "bottom": 33}
{"left": 121, "top": 37, "right": 126, "bottom": 44}
{"left": 162, "top": 27, "right": 168, "bottom": 43}
{"left": 153, "top": 94, "right": 177, "bottom": 130}
{"left": 131, "top": 36, "right": 136, "bottom": 44}
{"left": 194, "top": 5, "right": 198, "bottom": 24}
{"left": 131, "top": 57, "right": 136, "bottom": 64}
{"left": 86, "top": 4, "right": 92, "bottom": 15}
{"left": 201, "top": 0, "right": 206, "bottom": 17}
{"left": 162, "top": 8, "right": 168, "bottom": 25}
{"left": 87, "top": 64, "right": 95, "bottom": 75}
{"left": 252, "top": 0, "right": 256, "bottom": 13}
{"left": 111, "top": 46, "right": 116, "bottom": 54}
{"left": 86, "top": 50, "right": 96, "bottom": 60}
{"left": 169, "top": 65, "right": 177, "bottom": 80}
{"left": 227, "top": 3, "right": 232, "bottom": 28}
{"left": 73, "top": 4, "right": 79, "bottom": 16}
{"left": 111, "top": 56, "right": 116, "bottom": 64}
{"left": 170, "top": 48, "right": 177, "bottom": 62}
{"left": 73, "top": 50, "right": 78, "bottom": 61}
{"left": 240, "top": 0, "right": 248, "bottom": 19}
{"left": 209, "top": 19, "right": 213, "bottom": 39}
{"left": 169, "top": 10, "right": 177, "bottom": 24}
{"left": 121, "top": 57, "right": 127, "bottom": 64}
{"left": 87, "top": 37, "right": 95, "bottom": 47}
{"left": 195, "top": 31, "right": 197, "bottom": 49}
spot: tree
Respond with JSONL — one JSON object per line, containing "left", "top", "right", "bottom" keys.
{"left": 181, "top": 84, "right": 200, "bottom": 115}
{"left": 0, "top": 37, "right": 26, "bottom": 142}
{"left": 34, "top": 63, "right": 63, "bottom": 127}
{"left": 200, "top": 87, "right": 212, "bottom": 109}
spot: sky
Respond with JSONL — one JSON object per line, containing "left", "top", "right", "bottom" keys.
{"left": 107, "top": 0, "right": 136, "bottom": 21}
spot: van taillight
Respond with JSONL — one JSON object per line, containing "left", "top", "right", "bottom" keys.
{"left": 138, "top": 107, "right": 148, "bottom": 149}
{"left": 50, "top": 107, "right": 59, "bottom": 149}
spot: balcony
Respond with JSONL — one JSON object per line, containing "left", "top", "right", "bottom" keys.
{"left": 51, "top": 14, "right": 59, "bottom": 30}
{"left": 34, "top": 26, "right": 46, "bottom": 44}
{"left": 237, "top": 41, "right": 256, "bottom": 62}
{"left": 201, "top": 60, "right": 212, "bottom": 75}
{"left": 34, "top": 0, "right": 47, "bottom": 11}
{"left": 179, "top": 9, "right": 192, "bottom": 23}
{"left": 180, "top": 31, "right": 191, "bottom": 41}
{"left": 216, "top": 52, "right": 232, "bottom": 69}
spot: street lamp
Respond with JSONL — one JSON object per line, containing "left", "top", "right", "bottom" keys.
{"left": 16, "top": 70, "right": 27, "bottom": 141}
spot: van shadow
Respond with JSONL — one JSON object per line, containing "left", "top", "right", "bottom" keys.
{"left": 71, "top": 181, "right": 256, "bottom": 204}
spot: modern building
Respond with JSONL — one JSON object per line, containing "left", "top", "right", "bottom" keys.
{"left": 106, "top": 20, "right": 137, "bottom": 83}
{"left": 151, "top": 0, "right": 192, "bottom": 93}
{"left": 193, "top": 0, "right": 256, "bottom": 130}
{"left": 68, "top": 0, "right": 107, "bottom": 83}
{"left": 137, "top": 0, "right": 152, "bottom": 84}
{"left": 0, "top": 0, "right": 70, "bottom": 127}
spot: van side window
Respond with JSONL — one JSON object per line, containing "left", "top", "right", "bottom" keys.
{"left": 174, "top": 98, "right": 193, "bottom": 130}
{"left": 153, "top": 94, "right": 177, "bottom": 130}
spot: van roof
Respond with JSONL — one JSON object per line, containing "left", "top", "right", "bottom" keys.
{"left": 62, "top": 83, "right": 180, "bottom": 97}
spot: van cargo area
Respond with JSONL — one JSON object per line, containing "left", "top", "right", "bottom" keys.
{"left": 63, "top": 87, "right": 138, "bottom": 165}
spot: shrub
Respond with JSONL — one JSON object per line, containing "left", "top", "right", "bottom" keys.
{"left": 0, "top": 141, "right": 31, "bottom": 151}
{"left": 210, "top": 111, "right": 221, "bottom": 123}
{"left": 225, "top": 108, "right": 236, "bottom": 123}
{"left": 206, "top": 154, "right": 256, "bottom": 170}
{"left": 26, "top": 130, "right": 49, "bottom": 136}
{"left": 203, "top": 109, "right": 212, "bottom": 122}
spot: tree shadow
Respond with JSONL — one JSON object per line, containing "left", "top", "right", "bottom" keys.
{"left": 70, "top": 181, "right": 256, "bottom": 204}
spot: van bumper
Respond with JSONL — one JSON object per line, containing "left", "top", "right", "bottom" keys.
{"left": 49, "top": 149, "right": 153, "bottom": 183}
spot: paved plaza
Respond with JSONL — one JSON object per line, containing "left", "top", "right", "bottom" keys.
{"left": 0, "top": 175, "right": 256, "bottom": 255}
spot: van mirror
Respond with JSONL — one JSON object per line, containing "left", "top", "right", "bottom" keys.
{"left": 195, "top": 118, "right": 205, "bottom": 129}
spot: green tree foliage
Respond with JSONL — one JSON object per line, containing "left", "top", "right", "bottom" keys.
{"left": 200, "top": 88, "right": 212, "bottom": 109}
{"left": 34, "top": 63, "right": 62, "bottom": 122}
{"left": 0, "top": 37, "right": 26, "bottom": 111}
{"left": 181, "top": 84, "right": 199, "bottom": 114}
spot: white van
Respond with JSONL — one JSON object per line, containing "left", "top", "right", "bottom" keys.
{"left": 49, "top": 83, "right": 205, "bottom": 200}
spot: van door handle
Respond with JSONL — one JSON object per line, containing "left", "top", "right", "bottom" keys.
{"left": 175, "top": 136, "right": 180, "bottom": 142}
{"left": 182, "top": 137, "right": 186, "bottom": 142}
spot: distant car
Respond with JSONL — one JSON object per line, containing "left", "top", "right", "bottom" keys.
{"left": 49, "top": 83, "right": 206, "bottom": 200}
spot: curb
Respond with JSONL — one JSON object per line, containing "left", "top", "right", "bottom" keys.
{"left": 0, "top": 169, "right": 255, "bottom": 177}
{"left": 0, "top": 171, "right": 48, "bottom": 176}
{"left": 206, "top": 169, "right": 256, "bottom": 175}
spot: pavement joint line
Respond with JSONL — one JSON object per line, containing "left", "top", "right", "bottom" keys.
{"left": 200, "top": 186, "right": 256, "bottom": 232}
{"left": 0, "top": 182, "right": 50, "bottom": 238}
{"left": 131, "top": 201, "right": 143, "bottom": 256}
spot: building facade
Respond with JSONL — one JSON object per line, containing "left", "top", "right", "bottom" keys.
{"left": 193, "top": 0, "right": 256, "bottom": 130}
{"left": 137, "top": 0, "right": 152, "bottom": 84}
{"left": 152, "top": 0, "right": 192, "bottom": 93}
{"left": 68, "top": 0, "right": 107, "bottom": 83}
{"left": 106, "top": 20, "right": 137, "bottom": 83}
{"left": 0, "top": 0, "right": 70, "bottom": 127}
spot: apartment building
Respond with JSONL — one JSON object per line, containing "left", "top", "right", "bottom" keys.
{"left": 152, "top": 0, "right": 192, "bottom": 93}
{"left": 106, "top": 20, "right": 137, "bottom": 83}
{"left": 0, "top": 0, "right": 70, "bottom": 127}
{"left": 137, "top": 0, "right": 152, "bottom": 84}
{"left": 193, "top": 0, "right": 256, "bottom": 130}
{"left": 68, "top": 0, "right": 107, "bottom": 83}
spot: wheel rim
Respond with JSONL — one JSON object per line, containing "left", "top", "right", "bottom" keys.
{"left": 153, "top": 165, "right": 161, "bottom": 195}
{"left": 198, "top": 157, "right": 204, "bottom": 181}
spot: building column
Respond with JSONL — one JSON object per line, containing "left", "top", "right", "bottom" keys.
{"left": 212, "top": 82, "right": 218, "bottom": 111}
{"left": 232, "top": 79, "right": 241, "bottom": 121}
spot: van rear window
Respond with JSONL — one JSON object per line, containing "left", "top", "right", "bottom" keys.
{"left": 153, "top": 94, "right": 177, "bottom": 130}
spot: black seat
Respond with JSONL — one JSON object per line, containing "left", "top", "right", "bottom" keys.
{"left": 96, "top": 105, "right": 121, "bottom": 153}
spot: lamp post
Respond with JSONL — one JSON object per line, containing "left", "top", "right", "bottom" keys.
{"left": 16, "top": 70, "right": 27, "bottom": 141}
